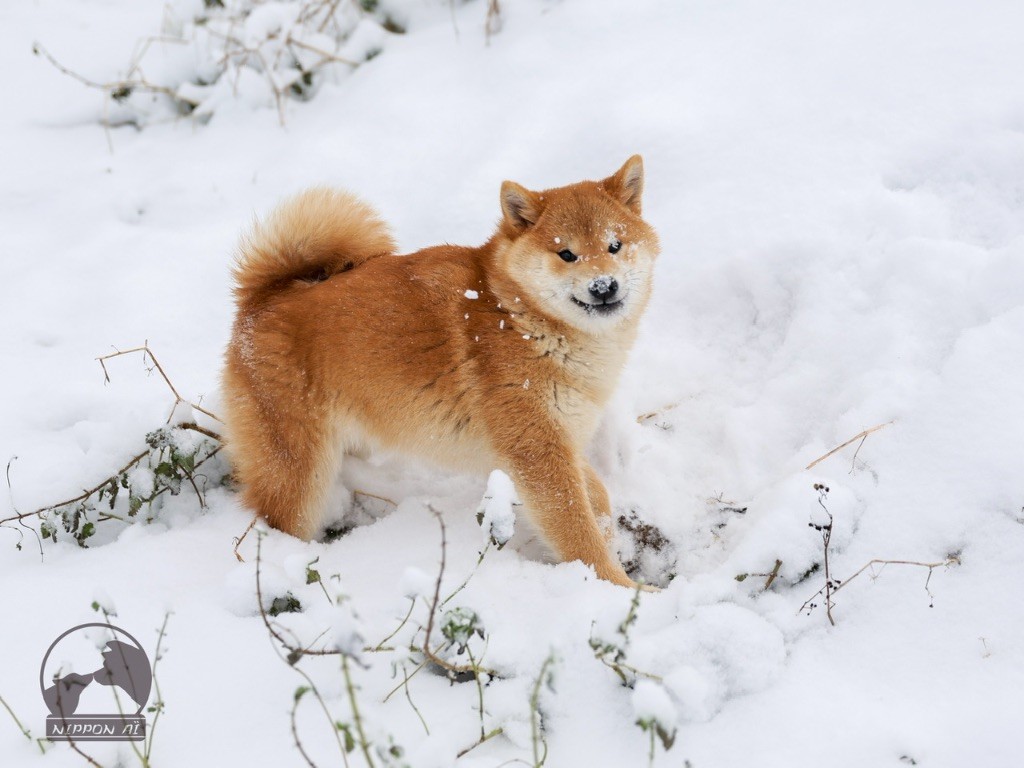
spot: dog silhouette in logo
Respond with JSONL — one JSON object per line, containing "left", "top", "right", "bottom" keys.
{"left": 42, "top": 672, "right": 93, "bottom": 717}
{"left": 42, "top": 640, "right": 151, "bottom": 716}
{"left": 92, "top": 640, "right": 151, "bottom": 711}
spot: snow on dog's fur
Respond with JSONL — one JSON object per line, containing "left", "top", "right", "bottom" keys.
{"left": 222, "top": 157, "right": 659, "bottom": 587}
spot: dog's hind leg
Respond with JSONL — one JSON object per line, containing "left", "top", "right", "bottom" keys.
{"left": 222, "top": 359, "right": 340, "bottom": 540}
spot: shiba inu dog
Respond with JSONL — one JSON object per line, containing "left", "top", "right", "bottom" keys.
{"left": 222, "top": 156, "right": 659, "bottom": 587}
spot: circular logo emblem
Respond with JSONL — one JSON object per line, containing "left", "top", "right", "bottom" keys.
{"left": 40, "top": 623, "right": 151, "bottom": 742}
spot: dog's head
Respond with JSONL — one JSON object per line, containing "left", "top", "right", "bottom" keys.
{"left": 493, "top": 156, "right": 660, "bottom": 333}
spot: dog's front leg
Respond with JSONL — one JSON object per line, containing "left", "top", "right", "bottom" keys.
{"left": 495, "top": 425, "right": 634, "bottom": 587}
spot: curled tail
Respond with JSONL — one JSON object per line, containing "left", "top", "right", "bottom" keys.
{"left": 234, "top": 187, "right": 396, "bottom": 306}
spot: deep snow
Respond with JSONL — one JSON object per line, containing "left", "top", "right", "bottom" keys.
{"left": 2, "top": 1, "right": 1023, "bottom": 767}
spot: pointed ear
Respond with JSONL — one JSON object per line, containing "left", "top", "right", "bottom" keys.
{"left": 603, "top": 155, "right": 645, "bottom": 214}
{"left": 500, "top": 181, "right": 543, "bottom": 231}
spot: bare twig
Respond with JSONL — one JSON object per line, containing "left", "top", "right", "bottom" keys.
{"left": 33, "top": 42, "right": 198, "bottom": 108}
{"left": 290, "top": 690, "right": 319, "bottom": 768}
{"left": 341, "top": 655, "right": 375, "bottom": 768}
{"left": 144, "top": 612, "right": 171, "bottom": 763}
{"left": 255, "top": 534, "right": 351, "bottom": 767}
{"left": 381, "top": 658, "right": 428, "bottom": 704}
{"left": 484, "top": 0, "right": 502, "bottom": 43}
{"left": 805, "top": 421, "right": 893, "bottom": 471}
{"left": 763, "top": 559, "right": 783, "bottom": 591}
{"left": 366, "top": 597, "right": 415, "bottom": 653}
{"left": 529, "top": 655, "right": 554, "bottom": 768}
{"left": 420, "top": 507, "right": 498, "bottom": 679}
{"left": 0, "top": 694, "right": 46, "bottom": 754}
{"left": 97, "top": 343, "right": 222, "bottom": 425}
{"left": 800, "top": 556, "right": 959, "bottom": 620}
{"left": 353, "top": 489, "right": 397, "bottom": 508}
{"left": 400, "top": 663, "right": 430, "bottom": 736}
{"left": 457, "top": 727, "right": 504, "bottom": 759}
{"left": 233, "top": 515, "right": 258, "bottom": 563}
{"left": 287, "top": 36, "right": 360, "bottom": 67}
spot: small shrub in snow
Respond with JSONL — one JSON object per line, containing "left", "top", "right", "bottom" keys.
{"left": 441, "top": 606, "right": 485, "bottom": 656}
{"left": 35, "top": 0, "right": 405, "bottom": 127}
{"left": 35, "top": 425, "right": 222, "bottom": 547}
{"left": 267, "top": 591, "right": 302, "bottom": 616}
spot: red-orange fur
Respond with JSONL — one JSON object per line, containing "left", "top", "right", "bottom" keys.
{"left": 222, "top": 157, "right": 659, "bottom": 587}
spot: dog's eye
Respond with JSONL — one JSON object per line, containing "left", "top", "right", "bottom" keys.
{"left": 558, "top": 249, "right": 578, "bottom": 263}
{"left": 608, "top": 240, "right": 622, "bottom": 254}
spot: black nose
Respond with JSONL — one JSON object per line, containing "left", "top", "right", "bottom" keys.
{"left": 588, "top": 276, "right": 619, "bottom": 301}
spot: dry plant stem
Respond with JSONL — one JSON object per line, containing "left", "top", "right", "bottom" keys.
{"left": 33, "top": 42, "right": 198, "bottom": 108}
{"left": 421, "top": 507, "right": 498, "bottom": 678}
{"left": 763, "top": 559, "right": 783, "bottom": 591}
{"left": 529, "top": 657, "right": 553, "bottom": 768}
{"left": 287, "top": 37, "right": 360, "bottom": 67}
{"left": 290, "top": 695, "right": 319, "bottom": 768}
{"left": 441, "top": 540, "right": 491, "bottom": 607}
{"left": 97, "top": 344, "right": 223, "bottom": 425}
{"left": 233, "top": 514, "right": 259, "bottom": 563}
{"left": 254, "top": 535, "right": 344, "bottom": 660}
{"left": 381, "top": 658, "right": 429, "bottom": 704}
{"left": 468, "top": 645, "right": 486, "bottom": 738}
{"left": 4, "top": 457, "right": 43, "bottom": 557}
{"left": 342, "top": 655, "right": 375, "bottom": 768}
{"left": 255, "top": 535, "right": 351, "bottom": 767}
{"left": 817, "top": 495, "right": 836, "bottom": 625}
{"left": 354, "top": 489, "right": 398, "bottom": 508}
{"left": 66, "top": 738, "right": 106, "bottom": 768}
{"left": 484, "top": 0, "right": 502, "bottom": 43}
{"left": 144, "top": 612, "right": 171, "bottom": 763}
{"left": 401, "top": 663, "right": 430, "bottom": 736}
{"left": 366, "top": 597, "right": 416, "bottom": 653}
{"left": 636, "top": 402, "right": 678, "bottom": 424}
{"left": 0, "top": 694, "right": 45, "bottom": 754}
{"left": 799, "top": 557, "right": 958, "bottom": 620}
{"left": 805, "top": 421, "right": 894, "bottom": 471}
{"left": 457, "top": 727, "right": 504, "bottom": 759}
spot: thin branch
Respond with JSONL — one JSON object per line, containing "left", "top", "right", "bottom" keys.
{"left": 287, "top": 36, "right": 360, "bottom": 67}
{"left": 636, "top": 403, "right": 678, "bottom": 425}
{"left": 763, "top": 559, "right": 783, "bottom": 591}
{"left": 365, "top": 597, "right": 415, "bottom": 652}
{"left": 805, "top": 421, "right": 893, "bottom": 471}
{"left": 144, "top": 612, "right": 172, "bottom": 762}
{"left": 33, "top": 42, "right": 198, "bottom": 107}
{"left": 290, "top": 692, "right": 319, "bottom": 768}
{"left": 0, "top": 694, "right": 45, "bottom": 753}
{"left": 0, "top": 450, "right": 147, "bottom": 526}
{"left": 457, "top": 727, "right": 504, "bottom": 759}
{"left": 233, "top": 515, "right": 258, "bottom": 563}
{"left": 400, "top": 663, "right": 430, "bottom": 736}
{"left": 341, "top": 655, "right": 375, "bottom": 768}
{"left": 799, "top": 557, "right": 959, "bottom": 619}
{"left": 255, "top": 534, "right": 350, "bottom": 767}
{"left": 97, "top": 344, "right": 222, "bottom": 425}
{"left": 420, "top": 507, "right": 498, "bottom": 679}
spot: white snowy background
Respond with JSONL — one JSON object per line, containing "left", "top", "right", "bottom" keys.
{"left": 2, "top": 0, "right": 1023, "bottom": 766}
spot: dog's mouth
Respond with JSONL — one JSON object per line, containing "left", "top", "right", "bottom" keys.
{"left": 570, "top": 295, "right": 625, "bottom": 315}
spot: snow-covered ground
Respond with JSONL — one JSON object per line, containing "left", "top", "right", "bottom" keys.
{"left": 2, "top": 0, "right": 1023, "bottom": 766}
